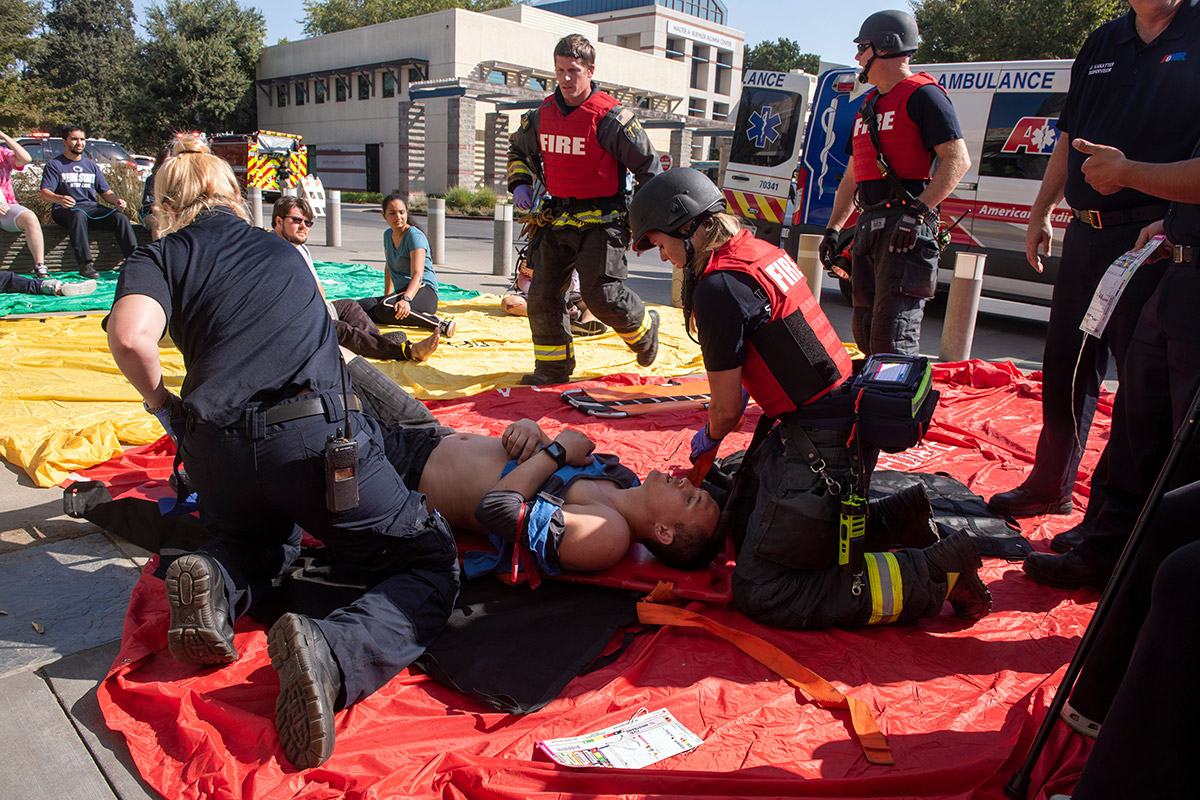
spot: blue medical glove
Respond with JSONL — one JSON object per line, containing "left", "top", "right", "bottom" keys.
{"left": 690, "top": 424, "right": 722, "bottom": 463}
{"left": 513, "top": 184, "right": 535, "bottom": 212}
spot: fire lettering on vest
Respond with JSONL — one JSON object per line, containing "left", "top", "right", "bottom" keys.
{"left": 852, "top": 109, "right": 896, "bottom": 137}
{"left": 762, "top": 255, "right": 803, "bottom": 293}
{"left": 540, "top": 133, "right": 587, "bottom": 155}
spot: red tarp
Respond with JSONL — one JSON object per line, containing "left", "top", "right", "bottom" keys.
{"left": 94, "top": 362, "right": 1107, "bottom": 799}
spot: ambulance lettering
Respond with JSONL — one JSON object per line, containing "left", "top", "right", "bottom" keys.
{"left": 762, "top": 255, "right": 804, "bottom": 292}
{"left": 539, "top": 134, "right": 586, "bottom": 155}
{"left": 1001, "top": 117, "right": 1060, "bottom": 155}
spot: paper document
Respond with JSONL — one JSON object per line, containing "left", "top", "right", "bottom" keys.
{"left": 1080, "top": 235, "right": 1166, "bottom": 338}
{"left": 536, "top": 708, "right": 703, "bottom": 769}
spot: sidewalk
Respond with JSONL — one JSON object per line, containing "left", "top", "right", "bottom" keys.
{"left": 0, "top": 210, "right": 1054, "bottom": 800}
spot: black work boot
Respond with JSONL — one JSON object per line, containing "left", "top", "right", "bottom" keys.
{"left": 520, "top": 362, "right": 572, "bottom": 386}
{"left": 866, "top": 484, "right": 939, "bottom": 550}
{"left": 164, "top": 554, "right": 238, "bottom": 665}
{"left": 268, "top": 613, "right": 342, "bottom": 770}
{"left": 923, "top": 531, "right": 992, "bottom": 621}
{"left": 634, "top": 309, "right": 660, "bottom": 367}
{"left": 79, "top": 262, "right": 100, "bottom": 279}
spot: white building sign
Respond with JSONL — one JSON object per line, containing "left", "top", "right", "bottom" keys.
{"left": 666, "top": 20, "right": 735, "bottom": 52}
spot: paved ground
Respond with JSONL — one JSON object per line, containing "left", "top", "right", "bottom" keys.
{"left": 0, "top": 206, "right": 1068, "bottom": 799}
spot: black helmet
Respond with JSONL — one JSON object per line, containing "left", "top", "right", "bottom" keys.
{"left": 629, "top": 167, "right": 726, "bottom": 252}
{"left": 854, "top": 10, "right": 920, "bottom": 55}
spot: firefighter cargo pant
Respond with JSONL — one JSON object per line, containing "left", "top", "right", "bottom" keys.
{"left": 526, "top": 221, "right": 655, "bottom": 375}
{"left": 731, "top": 422, "right": 948, "bottom": 630}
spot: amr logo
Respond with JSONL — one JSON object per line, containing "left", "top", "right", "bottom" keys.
{"left": 1001, "top": 116, "right": 1059, "bottom": 155}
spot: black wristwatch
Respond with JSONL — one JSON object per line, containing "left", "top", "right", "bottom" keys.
{"left": 541, "top": 440, "right": 568, "bottom": 468}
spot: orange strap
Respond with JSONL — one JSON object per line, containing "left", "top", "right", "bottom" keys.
{"left": 637, "top": 602, "right": 894, "bottom": 765}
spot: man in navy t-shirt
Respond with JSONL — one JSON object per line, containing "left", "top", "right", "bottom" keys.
{"left": 39, "top": 125, "right": 138, "bottom": 279}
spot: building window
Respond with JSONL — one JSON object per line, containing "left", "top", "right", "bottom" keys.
{"left": 712, "top": 101, "right": 729, "bottom": 121}
{"left": 688, "top": 97, "right": 706, "bottom": 117}
{"left": 383, "top": 72, "right": 396, "bottom": 98}
{"left": 358, "top": 73, "right": 372, "bottom": 100}
{"left": 295, "top": 81, "right": 307, "bottom": 106}
{"left": 408, "top": 67, "right": 422, "bottom": 83}
{"left": 665, "top": 37, "right": 684, "bottom": 61}
{"left": 336, "top": 76, "right": 348, "bottom": 102}
{"left": 276, "top": 83, "right": 288, "bottom": 107}
{"left": 530, "top": 76, "right": 544, "bottom": 91}
{"left": 487, "top": 69, "right": 506, "bottom": 85}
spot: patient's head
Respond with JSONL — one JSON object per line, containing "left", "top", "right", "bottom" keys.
{"left": 639, "top": 470, "right": 723, "bottom": 570}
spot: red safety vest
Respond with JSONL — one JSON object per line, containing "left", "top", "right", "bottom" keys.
{"left": 852, "top": 72, "right": 945, "bottom": 183}
{"left": 538, "top": 91, "right": 622, "bottom": 199}
{"left": 701, "top": 231, "right": 851, "bottom": 416}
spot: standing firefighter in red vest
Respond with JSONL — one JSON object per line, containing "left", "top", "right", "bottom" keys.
{"left": 823, "top": 10, "right": 971, "bottom": 357}
{"left": 508, "top": 33, "right": 661, "bottom": 386}
{"left": 629, "top": 167, "right": 991, "bottom": 631}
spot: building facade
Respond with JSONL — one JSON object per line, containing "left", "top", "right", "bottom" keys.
{"left": 255, "top": 4, "right": 743, "bottom": 197}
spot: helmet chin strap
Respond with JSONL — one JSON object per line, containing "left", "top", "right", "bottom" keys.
{"left": 670, "top": 216, "right": 707, "bottom": 263}
{"left": 858, "top": 49, "right": 914, "bottom": 84}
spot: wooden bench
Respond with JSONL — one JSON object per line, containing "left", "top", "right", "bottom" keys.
{"left": 0, "top": 222, "right": 152, "bottom": 275}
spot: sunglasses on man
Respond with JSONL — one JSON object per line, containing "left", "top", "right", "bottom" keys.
{"left": 286, "top": 215, "right": 314, "bottom": 228}
{"left": 856, "top": 42, "right": 873, "bottom": 55}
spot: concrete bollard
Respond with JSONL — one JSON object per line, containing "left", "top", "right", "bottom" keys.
{"left": 939, "top": 251, "right": 987, "bottom": 362}
{"left": 249, "top": 186, "right": 263, "bottom": 228}
{"left": 427, "top": 197, "right": 446, "bottom": 266}
{"left": 796, "top": 233, "right": 824, "bottom": 301}
{"left": 326, "top": 190, "right": 342, "bottom": 248}
{"left": 493, "top": 202, "right": 513, "bottom": 276}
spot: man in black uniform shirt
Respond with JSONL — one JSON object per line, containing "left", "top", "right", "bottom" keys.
{"left": 1023, "top": 131, "right": 1200, "bottom": 590}
{"left": 824, "top": 10, "right": 970, "bottom": 358}
{"left": 989, "top": 0, "right": 1200, "bottom": 520}
{"left": 1035, "top": 139, "right": 1200, "bottom": 800}
{"left": 507, "top": 33, "right": 661, "bottom": 385}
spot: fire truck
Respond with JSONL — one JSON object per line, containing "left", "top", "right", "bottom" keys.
{"left": 210, "top": 130, "right": 308, "bottom": 199}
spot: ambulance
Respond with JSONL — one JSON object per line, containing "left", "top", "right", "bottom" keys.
{"left": 210, "top": 130, "right": 308, "bottom": 199}
{"left": 724, "top": 60, "right": 1073, "bottom": 306}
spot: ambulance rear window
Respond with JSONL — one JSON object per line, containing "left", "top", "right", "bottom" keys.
{"left": 729, "top": 86, "right": 803, "bottom": 169}
{"left": 979, "top": 92, "right": 1067, "bottom": 181}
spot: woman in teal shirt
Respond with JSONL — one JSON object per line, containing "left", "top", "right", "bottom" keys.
{"left": 358, "top": 194, "right": 455, "bottom": 336}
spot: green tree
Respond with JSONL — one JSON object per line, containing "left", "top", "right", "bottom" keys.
{"left": 303, "top": 0, "right": 514, "bottom": 37}
{"left": 33, "top": 0, "right": 138, "bottom": 138}
{"left": 743, "top": 38, "right": 820, "bottom": 75}
{"left": 128, "top": 0, "right": 266, "bottom": 151}
{"left": 0, "top": 0, "right": 63, "bottom": 130}
{"left": 912, "top": 0, "right": 1126, "bottom": 62}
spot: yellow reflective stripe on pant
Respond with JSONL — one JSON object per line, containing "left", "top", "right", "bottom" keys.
{"left": 617, "top": 308, "right": 654, "bottom": 346}
{"left": 533, "top": 342, "right": 573, "bottom": 362}
{"left": 864, "top": 552, "right": 903, "bottom": 625}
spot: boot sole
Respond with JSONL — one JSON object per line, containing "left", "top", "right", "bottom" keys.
{"left": 164, "top": 555, "right": 237, "bottom": 666}
{"left": 949, "top": 570, "right": 993, "bottom": 620}
{"left": 268, "top": 614, "right": 337, "bottom": 770}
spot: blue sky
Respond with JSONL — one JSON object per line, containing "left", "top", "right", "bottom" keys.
{"left": 128, "top": 0, "right": 905, "bottom": 62}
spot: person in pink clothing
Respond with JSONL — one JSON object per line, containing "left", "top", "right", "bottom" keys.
{"left": 0, "top": 129, "right": 49, "bottom": 278}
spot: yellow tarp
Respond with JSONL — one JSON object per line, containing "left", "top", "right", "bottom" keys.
{"left": 0, "top": 296, "right": 706, "bottom": 487}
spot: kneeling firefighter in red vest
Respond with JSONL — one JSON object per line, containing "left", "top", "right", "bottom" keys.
{"left": 628, "top": 167, "right": 991, "bottom": 630}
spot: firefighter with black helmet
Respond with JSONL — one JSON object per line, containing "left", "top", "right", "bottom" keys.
{"left": 822, "top": 9, "right": 970, "bottom": 357}
{"left": 629, "top": 167, "right": 992, "bottom": 632}
{"left": 507, "top": 33, "right": 661, "bottom": 386}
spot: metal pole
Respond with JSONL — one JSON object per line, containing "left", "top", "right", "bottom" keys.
{"left": 249, "top": 186, "right": 263, "bottom": 228}
{"left": 326, "top": 190, "right": 342, "bottom": 248}
{"left": 795, "top": 233, "right": 824, "bottom": 301}
{"left": 428, "top": 197, "right": 446, "bottom": 266}
{"left": 493, "top": 202, "right": 513, "bottom": 277}
{"left": 939, "top": 252, "right": 986, "bottom": 362}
